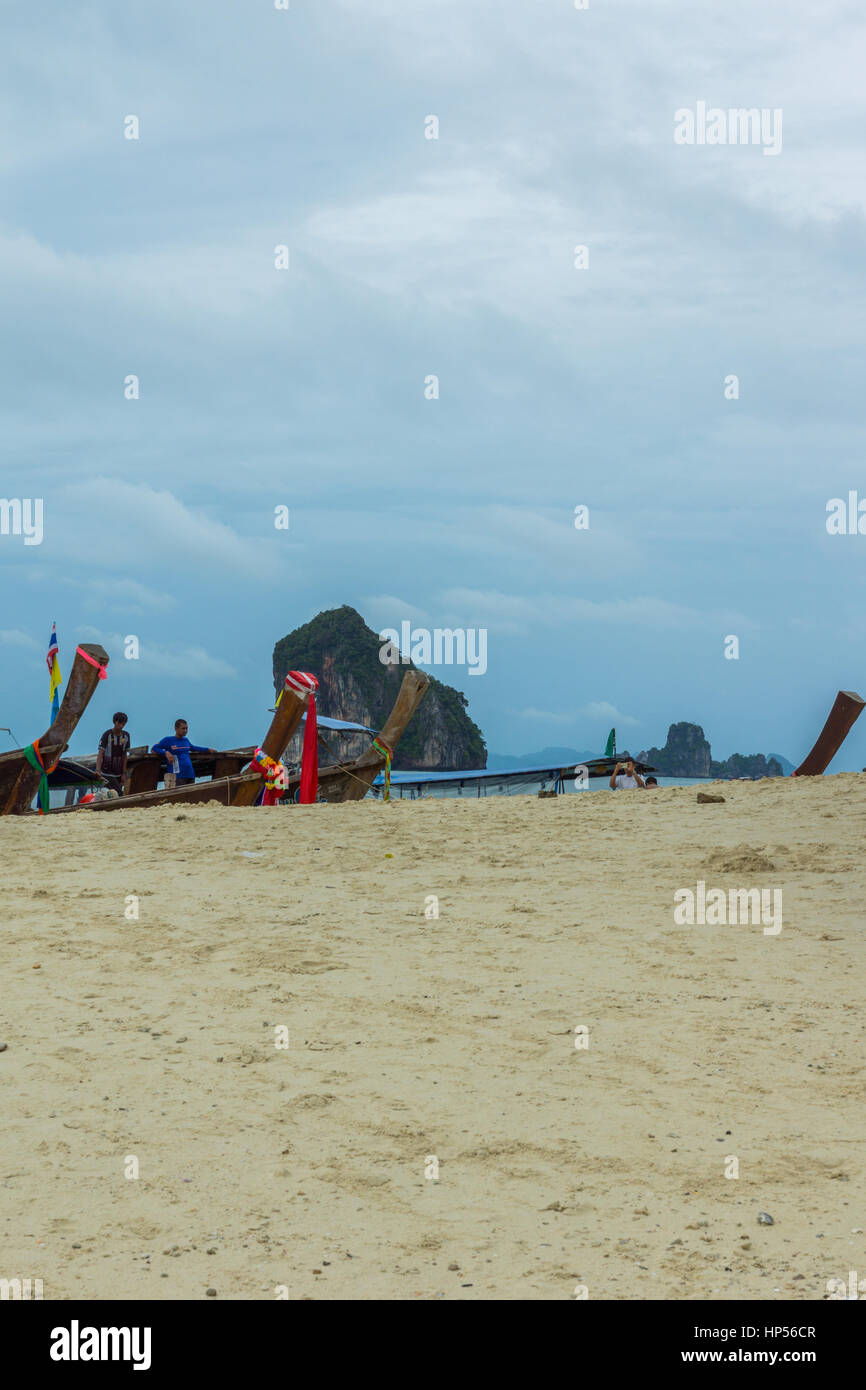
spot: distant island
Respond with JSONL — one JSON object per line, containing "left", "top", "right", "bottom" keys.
{"left": 638, "top": 723, "right": 788, "bottom": 779}
{"left": 489, "top": 725, "right": 793, "bottom": 780}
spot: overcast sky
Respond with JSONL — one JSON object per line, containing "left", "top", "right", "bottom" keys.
{"left": 2, "top": 0, "right": 865, "bottom": 768}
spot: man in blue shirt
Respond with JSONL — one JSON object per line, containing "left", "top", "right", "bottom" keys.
{"left": 152, "top": 719, "right": 217, "bottom": 786}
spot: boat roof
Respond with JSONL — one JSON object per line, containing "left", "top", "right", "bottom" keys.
{"left": 266, "top": 712, "right": 375, "bottom": 734}
{"left": 306, "top": 715, "right": 375, "bottom": 734}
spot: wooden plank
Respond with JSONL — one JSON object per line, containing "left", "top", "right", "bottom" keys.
{"left": 212, "top": 755, "right": 247, "bottom": 779}
{"left": 77, "top": 771, "right": 258, "bottom": 812}
{"left": 127, "top": 757, "right": 161, "bottom": 795}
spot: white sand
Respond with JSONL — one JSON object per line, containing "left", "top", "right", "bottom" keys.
{"left": 1, "top": 774, "right": 864, "bottom": 1300}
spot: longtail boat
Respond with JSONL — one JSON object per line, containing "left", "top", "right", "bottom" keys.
{"left": 277, "top": 669, "right": 430, "bottom": 803}
{"left": 362, "top": 754, "right": 658, "bottom": 798}
{"left": 793, "top": 690, "right": 865, "bottom": 776}
{"left": 0, "top": 643, "right": 110, "bottom": 815}
{"left": 72, "top": 668, "right": 429, "bottom": 812}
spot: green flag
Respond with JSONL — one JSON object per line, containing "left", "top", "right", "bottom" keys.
{"left": 604, "top": 728, "right": 616, "bottom": 758}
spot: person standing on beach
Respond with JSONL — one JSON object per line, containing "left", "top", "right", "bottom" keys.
{"left": 96, "top": 712, "right": 131, "bottom": 793}
{"left": 609, "top": 758, "right": 645, "bottom": 790}
{"left": 152, "top": 719, "right": 217, "bottom": 787}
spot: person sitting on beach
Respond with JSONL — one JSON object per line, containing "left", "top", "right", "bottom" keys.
{"left": 643, "top": 776, "right": 659, "bottom": 789}
{"left": 152, "top": 719, "right": 217, "bottom": 787}
{"left": 96, "top": 712, "right": 130, "bottom": 793}
{"left": 609, "top": 758, "right": 645, "bottom": 790}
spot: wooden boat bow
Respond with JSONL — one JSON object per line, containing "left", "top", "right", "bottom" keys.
{"left": 0, "top": 642, "right": 110, "bottom": 815}
{"left": 793, "top": 690, "right": 865, "bottom": 777}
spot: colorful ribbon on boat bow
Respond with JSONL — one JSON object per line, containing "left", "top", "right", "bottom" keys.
{"left": 251, "top": 747, "right": 288, "bottom": 806}
{"left": 257, "top": 671, "right": 320, "bottom": 805}
{"left": 23, "top": 738, "right": 55, "bottom": 815}
{"left": 75, "top": 645, "right": 108, "bottom": 680}
{"left": 251, "top": 748, "right": 286, "bottom": 783}
{"left": 372, "top": 737, "right": 393, "bottom": 801}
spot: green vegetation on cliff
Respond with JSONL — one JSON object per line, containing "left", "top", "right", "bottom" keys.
{"left": 274, "top": 606, "right": 378, "bottom": 700}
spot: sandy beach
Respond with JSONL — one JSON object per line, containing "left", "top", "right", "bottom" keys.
{"left": 2, "top": 774, "right": 864, "bottom": 1301}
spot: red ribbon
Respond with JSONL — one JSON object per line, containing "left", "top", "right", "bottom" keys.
{"left": 273, "top": 671, "right": 319, "bottom": 802}
{"left": 76, "top": 646, "right": 108, "bottom": 680}
{"left": 298, "top": 676, "right": 319, "bottom": 805}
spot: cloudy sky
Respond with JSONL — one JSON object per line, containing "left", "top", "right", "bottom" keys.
{"left": 2, "top": 0, "right": 865, "bottom": 768}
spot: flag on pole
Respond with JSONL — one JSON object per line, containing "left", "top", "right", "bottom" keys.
{"left": 47, "top": 623, "right": 62, "bottom": 721}
{"left": 604, "top": 728, "right": 616, "bottom": 758}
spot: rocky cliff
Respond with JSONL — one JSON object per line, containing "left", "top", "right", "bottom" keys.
{"left": 638, "top": 723, "right": 785, "bottom": 778}
{"left": 272, "top": 606, "right": 486, "bottom": 771}
{"left": 638, "top": 722, "right": 712, "bottom": 777}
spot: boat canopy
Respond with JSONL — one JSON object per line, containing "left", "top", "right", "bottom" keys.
{"left": 372, "top": 756, "right": 655, "bottom": 794}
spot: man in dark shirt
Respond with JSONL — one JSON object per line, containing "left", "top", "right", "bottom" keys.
{"left": 152, "top": 719, "right": 217, "bottom": 786}
{"left": 96, "top": 712, "right": 131, "bottom": 792}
